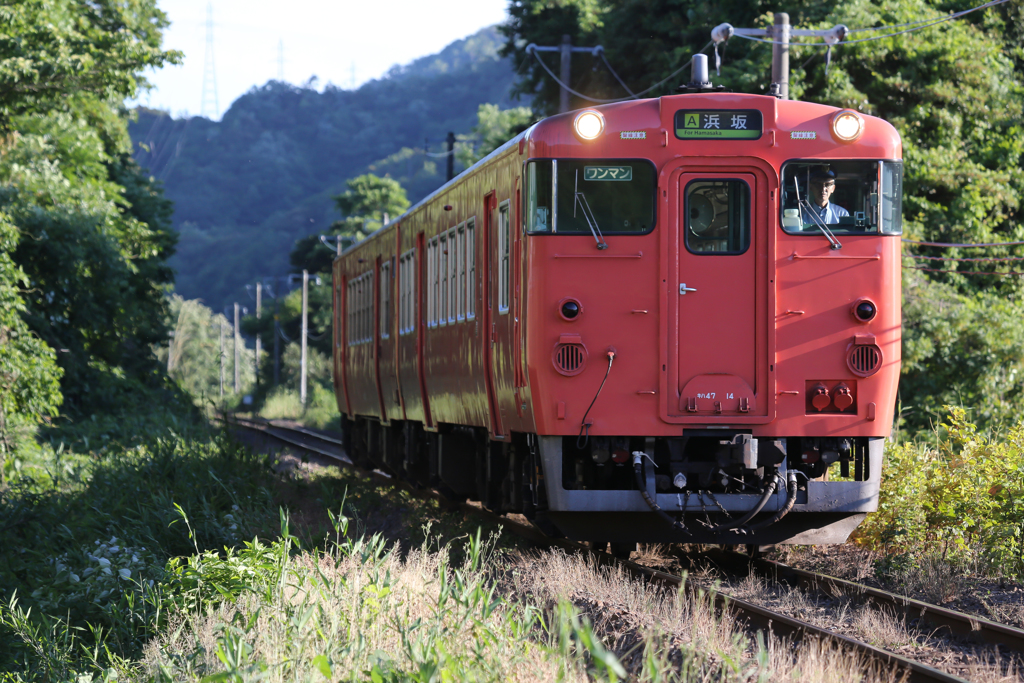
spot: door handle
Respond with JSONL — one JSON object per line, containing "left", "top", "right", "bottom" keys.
{"left": 679, "top": 283, "right": 697, "bottom": 295}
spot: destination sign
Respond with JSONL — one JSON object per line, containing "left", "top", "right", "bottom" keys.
{"left": 675, "top": 110, "right": 763, "bottom": 140}
{"left": 583, "top": 166, "right": 633, "bottom": 181}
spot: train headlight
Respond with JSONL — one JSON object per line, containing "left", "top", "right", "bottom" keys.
{"left": 830, "top": 109, "right": 864, "bottom": 143}
{"left": 573, "top": 110, "right": 605, "bottom": 141}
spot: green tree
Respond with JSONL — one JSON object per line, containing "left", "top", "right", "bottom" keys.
{"left": 0, "top": 0, "right": 181, "bottom": 433}
{"left": 457, "top": 103, "right": 536, "bottom": 167}
{"left": 290, "top": 173, "right": 410, "bottom": 275}
{"left": 0, "top": 0, "right": 180, "bottom": 124}
{"left": 0, "top": 212, "right": 61, "bottom": 479}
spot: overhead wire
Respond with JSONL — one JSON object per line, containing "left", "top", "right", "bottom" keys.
{"left": 904, "top": 254, "right": 1024, "bottom": 262}
{"left": 902, "top": 238, "right": 1024, "bottom": 248}
{"left": 529, "top": 41, "right": 714, "bottom": 104}
{"left": 730, "top": 0, "right": 1008, "bottom": 47}
{"left": 904, "top": 266, "right": 1024, "bottom": 276}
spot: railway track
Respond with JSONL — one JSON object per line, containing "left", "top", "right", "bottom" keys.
{"left": 226, "top": 415, "right": 1023, "bottom": 683}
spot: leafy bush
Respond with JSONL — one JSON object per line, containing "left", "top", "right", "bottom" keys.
{"left": 0, "top": 423, "right": 278, "bottom": 674}
{"left": 857, "top": 408, "right": 1024, "bottom": 578}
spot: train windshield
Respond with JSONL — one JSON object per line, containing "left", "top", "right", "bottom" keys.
{"left": 780, "top": 160, "right": 903, "bottom": 235}
{"left": 524, "top": 159, "right": 656, "bottom": 235}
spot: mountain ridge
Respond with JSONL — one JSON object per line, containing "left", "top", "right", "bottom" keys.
{"left": 130, "top": 25, "right": 522, "bottom": 310}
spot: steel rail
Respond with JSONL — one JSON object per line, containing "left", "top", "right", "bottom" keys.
{"left": 225, "top": 416, "right": 970, "bottom": 683}
{"left": 737, "top": 552, "right": 1024, "bottom": 654}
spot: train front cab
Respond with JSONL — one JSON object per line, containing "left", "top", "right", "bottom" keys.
{"left": 524, "top": 94, "right": 903, "bottom": 546}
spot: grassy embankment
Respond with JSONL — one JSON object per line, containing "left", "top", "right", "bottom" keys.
{"left": 1, "top": 405, "right": 909, "bottom": 682}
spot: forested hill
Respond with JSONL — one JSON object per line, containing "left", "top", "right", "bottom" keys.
{"left": 129, "top": 26, "right": 522, "bottom": 309}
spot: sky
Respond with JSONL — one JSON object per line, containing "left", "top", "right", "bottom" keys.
{"left": 134, "top": 0, "right": 510, "bottom": 119}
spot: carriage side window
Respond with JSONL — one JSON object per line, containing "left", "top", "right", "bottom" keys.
{"left": 399, "top": 249, "right": 415, "bottom": 335}
{"left": 457, "top": 224, "right": 466, "bottom": 321}
{"left": 466, "top": 218, "right": 476, "bottom": 320}
{"left": 439, "top": 234, "right": 448, "bottom": 326}
{"left": 346, "top": 271, "right": 374, "bottom": 345}
{"left": 780, "top": 160, "right": 903, "bottom": 235}
{"left": 335, "top": 285, "right": 341, "bottom": 348}
{"left": 685, "top": 180, "right": 750, "bottom": 254}
{"left": 498, "top": 201, "right": 510, "bottom": 313}
{"left": 524, "top": 160, "right": 553, "bottom": 232}
{"left": 448, "top": 227, "right": 458, "bottom": 323}
{"left": 429, "top": 237, "right": 439, "bottom": 327}
{"left": 380, "top": 260, "right": 391, "bottom": 339}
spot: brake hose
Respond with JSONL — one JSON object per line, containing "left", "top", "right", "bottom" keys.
{"left": 747, "top": 470, "right": 798, "bottom": 530}
{"left": 632, "top": 452, "right": 690, "bottom": 536}
{"left": 706, "top": 473, "right": 782, "bottom": 532}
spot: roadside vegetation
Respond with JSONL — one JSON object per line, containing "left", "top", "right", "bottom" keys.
{"left": 856, "top": 408, "right": 1024, "bottom": 587}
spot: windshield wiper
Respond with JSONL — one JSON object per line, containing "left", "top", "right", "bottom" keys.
{"left": 574, "top": 170, "right": 608, "bottom": 250}
{"left": 793, "top": 176, "right": 842, "bottom": 250}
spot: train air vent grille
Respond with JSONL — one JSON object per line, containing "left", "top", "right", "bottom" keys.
{"left": 553, "top": 343, "right": 588, "bottom": 377}
{"left": 847, "top": 343, "right": 882, "bottom": 377}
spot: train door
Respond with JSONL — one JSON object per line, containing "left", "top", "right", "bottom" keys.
{"left": 667, "top": 165, "right": 773, "bottom": 420}
{"left": 482, "top": 192, "right": 504, "bottom": 437}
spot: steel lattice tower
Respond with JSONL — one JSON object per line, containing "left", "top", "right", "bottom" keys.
{"left": 200, "top": 3, "right": 219, "bottom": 118}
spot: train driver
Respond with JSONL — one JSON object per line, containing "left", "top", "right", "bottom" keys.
{"left": 802, "top": 169, "right": 849, "bottom": 226}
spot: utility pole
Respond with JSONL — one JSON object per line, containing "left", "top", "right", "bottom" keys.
{"left": 524, "top": 40, "right": 603, "bottom": 114}
{"left": 300, "top": 269, "right": 309, "bottom": 407}
{"left": 445, "top": 132, "right": 456, "bottom": 182}
{"left": 712, "top": 14, "right": 847, "bottom": 101}
{"left": 219, "top": 320, "right": 225, "bottom": 399}
{"left": 233, "top": 303, "right": 241, "bottom": 393}
{"left": 167, "top": 331, "right": 174, "bottom": 374}
{"left": 559, "top": 34, "right": 572, "bottom": 113}
{"left": 772, "top": 13, "right": 791, "bottom": 100}
{"left": 255, "top": 282, "right": 262, "bottom": 390}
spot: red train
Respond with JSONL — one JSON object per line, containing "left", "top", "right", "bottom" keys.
{"left": 332, "top": 55, "right": 902, "bottom": 550}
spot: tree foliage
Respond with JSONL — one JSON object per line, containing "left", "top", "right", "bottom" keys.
{"left": 290, "top": 173, "right": 409, "bottom": 277}
{"left": 0, "top": 0, "right": 180, "bottom": 454}
{"left": 457, "top": 103, "right": 536, "bottom": 167}
{"left": 502, "top": 0, "right": 1024, "bottom": 433}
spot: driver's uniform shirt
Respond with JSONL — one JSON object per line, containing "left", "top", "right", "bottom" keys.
{"left": 802, "top": 202, "right": 849, "bottom": 226}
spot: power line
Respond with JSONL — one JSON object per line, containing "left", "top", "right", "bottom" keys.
{"left": 902, "top": 238, "right": 1024, "bottom": 248}
{"left": 905, "top": 254, "right": 1024, "bottom": 262}
{"left": 904, "top": 266, "right": 1024, "bottom": 276}
{"left": 730, "top": 0, "right": 1008, "bottom": 47}
{"left": 529, "top": 42, "right": 714, "bottom": 104}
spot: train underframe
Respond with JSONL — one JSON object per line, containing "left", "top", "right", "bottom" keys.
{"left": 341, "top": 414, "right": 883, "bottom": 546}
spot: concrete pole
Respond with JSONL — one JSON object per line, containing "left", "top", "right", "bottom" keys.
{"left": 273, "top": 296, "right": 280, "bottom": 387}
{"left": 445, "top": 132, "right": 455, "bottom": 182}
{"left": 559, "top": 34, "right": 572, "bottom": 113}
{"left": 300, "top": 269, "right": 309, "bottom": 406}
{"left": 219, "top": 320, "right": 225, "bottom": 399}
{"left": 772, "top": 12, "right": 791, "bottom": 100}
{"left": 233, "top": 302, "right": 241, "bottom": 393}
{"left": 255, "top": 282, "right": 262, "bottom": 390}
{"left": 167, "top": 331, "right": 174, "bottom": 374}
